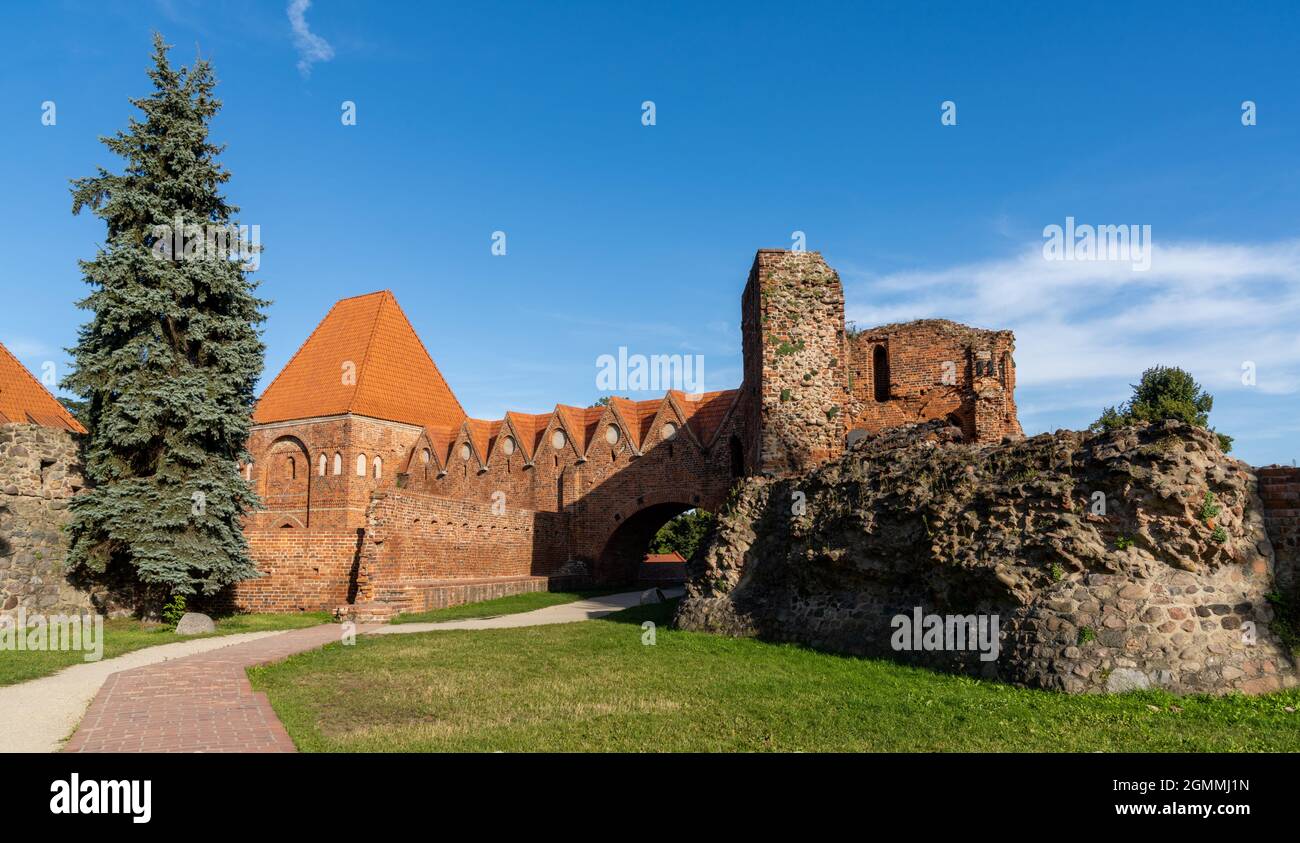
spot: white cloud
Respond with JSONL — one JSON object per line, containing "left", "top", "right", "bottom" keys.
{"left": 843, "top": 238, "right": 1300, "bottom": 420}
{"left": 287, "top": 0, "right": 334, "bottom": 77}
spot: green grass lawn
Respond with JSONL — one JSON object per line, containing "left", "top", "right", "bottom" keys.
{"left": 390, "top": 589, "right": 629, "bottom": 624}
{"left": 0, "top": 612, "right": 330, "bottom": 687}
{"left": 249, "top": 601, "right": 1300, "bottom": 752}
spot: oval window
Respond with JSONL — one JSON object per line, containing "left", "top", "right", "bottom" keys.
{"left": 551, "top": 429, "right": 567, "bottom": 450}
{"left": 460, "top": 443, "right": 471, "bottom": 461}
{"left": 661, "top": 422, "right": 678, "bottom": 440}
{"left": 502, "top": 436, "right": 516, "bottom": 456}
{"left": 605, "top": 425, "right": 620, "bottom": 445}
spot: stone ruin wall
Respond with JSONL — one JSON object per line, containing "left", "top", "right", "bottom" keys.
{"left": 676, "top": 421, "right": 1298, "bottom": 696}
{"left": 740, "top": 250, "right": 848, "bottom": 478}
{"left": 0, "top": 423, "right": 95, "bottom": 618}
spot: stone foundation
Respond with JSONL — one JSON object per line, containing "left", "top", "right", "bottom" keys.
{"left": 675, "top": 420, "right": 1298, "bottom": 695}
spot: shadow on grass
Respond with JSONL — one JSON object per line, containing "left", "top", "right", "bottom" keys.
{"left": 594, "top": 598, "right": 679, "bottom": 628}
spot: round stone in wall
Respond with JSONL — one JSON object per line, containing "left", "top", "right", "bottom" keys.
{"left": 605, "top": 425, "right": 620, "bottom": 445}
{"left": 459, "top": 443, "right": 471, "bottom": 460}
{"left": 552, "top": 429, "right": 567, "bottom": 450}
{"left": 661, "top": 422, "right": 677, "bottom": 440}
{"left": 502, "top": 436, "right": 516, "bottom": 456}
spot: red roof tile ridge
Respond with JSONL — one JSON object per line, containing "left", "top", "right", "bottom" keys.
{"left": 0, "top": 340, "right": 85, "bottom": 433}
{"left": 253, "top": 295, "right": 357, "bottom": 419}
{"left": 381, "top": 292, "right": 466, "bottom": 422}
{"left": 347, "top": 291, "right": 389, "bottom": 415}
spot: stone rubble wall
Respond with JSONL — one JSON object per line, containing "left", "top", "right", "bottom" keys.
{"left": 0, "top": 423, "right": 95, "bottom": 618}
{"left": 675, "top": 420, "right": 1297, "bottom": 695}
{"left": 740, "top": 250, "right": 848, "bottom": 478}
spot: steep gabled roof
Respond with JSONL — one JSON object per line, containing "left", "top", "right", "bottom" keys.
{"left": 630, "top": 398, "right": 660, "bottom": 448}
{"left": 670, "top": 389, "right": 740, "bottom": 448}
{"left": 463, "top": 418, "right": 499, "bottom": 465}
{"left": 504, "top": 411, "right": 549, "bottom": 460}
{"left": 553, "top": 404, "right": 593, "bottom": 455}
{"left": 425, "top": 425, "right": 456, "bottom": 467}
{"left": 0, "top": 341, "right": 85, "bottom": 433}
{"left": 253, "top": 291, "right": 466, "bottom": 431}
{"left": 604, "top": 397, "right": 643, "bottom": 450}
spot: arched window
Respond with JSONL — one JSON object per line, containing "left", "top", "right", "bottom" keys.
{"left": 373, "top": 456, "right": 383, "bottom": 478}
{"left": 872, "top": 344, "right": 890, "bottom": 402}
{"left": 318, "top": 453, "right": 327, "bottom": 476}
{"left": 356, "top": 454, "right": 367, "bottom": 476}
{"left": 332, "top": 452, "right": 342, "bottom": 475}
{"left": 286, "top": 456, "right": 296, "bottom": 480}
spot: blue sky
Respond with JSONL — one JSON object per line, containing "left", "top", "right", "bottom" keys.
{"left": 1, "top": 1, "right": 1297, "bottom": 465}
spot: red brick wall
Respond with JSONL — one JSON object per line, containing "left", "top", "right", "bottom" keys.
{"left": 1257, "top": 466, "right": 1299, "bottom": 595}
{"left": 245, "top": 415, "right": 424, "bottom": 530}
{"left": 230, "top": 528, "right": 363, "bottom": 612}
{"left": 352, "top": 491, "right": 570, "bottom": 604}
{"left": 845, "top": 320, "right": 1021, "bottom": 444}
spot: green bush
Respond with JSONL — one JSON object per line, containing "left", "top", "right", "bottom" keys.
{"left": 161, "top": 594, "right": 187, "bottom": 628}
{"left": 1091, "top": 366, "right": 1233, "bottom": 451}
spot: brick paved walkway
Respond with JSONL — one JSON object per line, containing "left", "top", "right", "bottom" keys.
{"left": 60, "top": 591, "right": 646, "bottom": 753}
{"left": 64, "top": 624, "right": 374, "bottom": 753}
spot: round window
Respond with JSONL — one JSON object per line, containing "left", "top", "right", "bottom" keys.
{"left": 661, "top": 422, "right": 678, "bottom": 440}
{"left": 551, "top": 429, "right": 567, "bottom": 450}
{"left": 459, "top": 443, "right": 471, "bottom": 461}
{"left": 605, "top": 425, "right": 620, "bottom": 445}
{"left": 502, "top": 436, "right": 516, "bottom": 456}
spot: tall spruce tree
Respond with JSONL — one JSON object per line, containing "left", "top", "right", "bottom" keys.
{"left": 64, "top": 34, "right": 266, "bottom": 601}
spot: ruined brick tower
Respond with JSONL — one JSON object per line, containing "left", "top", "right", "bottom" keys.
{"left": 741, "top": 250, "right": 849, "bottom": 477}
{"left": 742, "top": 249, "right": 1022, "bottom": 479}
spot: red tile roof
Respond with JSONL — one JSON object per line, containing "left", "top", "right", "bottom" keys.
{"left": 253, "top": 291, "right": 465, "bottom": 431}
{"left": 425, "top": 425, "right": 456, "bottom": 466}
{"left": 0, "top": 341, "right": 85, "bottom": 433}
{"left": 551, "top": 405, "right": 587, "bottom": 454}
{"left": 464, "top": 418, "right": 500, "bottom": 463}
{"left": 671, "top": 389, "right": 739, "bottom": 447}
{"left": 504, "top": 411, "right": 550, "bottom": 459}
{"left": 644, "top": 552, "right": 686, "bottom": 563}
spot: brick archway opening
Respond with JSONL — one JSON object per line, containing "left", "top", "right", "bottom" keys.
{"left": 595, "top": 501, "right": 699, "bottom": 586}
